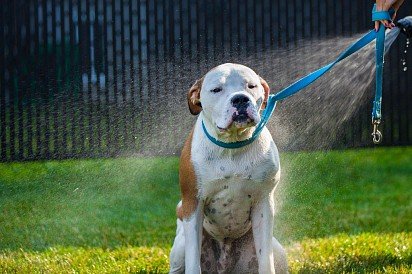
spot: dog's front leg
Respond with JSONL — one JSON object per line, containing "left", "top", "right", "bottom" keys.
{"left": 252, "top": 192, "right": 275, "bottom": 274}
{"left": 183, "top": 201, "right": 204, "bottom": 273}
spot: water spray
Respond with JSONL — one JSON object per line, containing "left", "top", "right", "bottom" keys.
{"left": 202, "top": 8, "right": 412, "bottom": 148}
{"left": 372, "top": 15, "right": 412, "bottom": 144}
{"left": 397, "top": 17, "right": 412, "bottom": 74}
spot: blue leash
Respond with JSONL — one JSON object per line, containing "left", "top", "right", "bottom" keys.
{"left": 371, "top": 4, "right": 395, "bottom": 144}
{"left": 203, "top": 5, "right": 394, "bottom": 149}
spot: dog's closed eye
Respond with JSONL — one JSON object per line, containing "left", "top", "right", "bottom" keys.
{"left": 211, "top": 87, "right": 222, "bottom": 93}
{"left": 248, "top": 84, "right": 257, "bottom": 89}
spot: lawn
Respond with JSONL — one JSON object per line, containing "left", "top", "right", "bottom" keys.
{"left": 0, "top": 147, "right": 411, "bottom": 273}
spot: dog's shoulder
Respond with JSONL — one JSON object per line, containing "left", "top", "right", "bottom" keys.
{"left": 177, "top": 127, "right": 199, "bottom": 220}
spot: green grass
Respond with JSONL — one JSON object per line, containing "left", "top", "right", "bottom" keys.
{"left": 0, "top": 147, "right": 411, "bottom": 273}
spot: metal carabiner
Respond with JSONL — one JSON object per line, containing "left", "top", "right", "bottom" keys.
{"left": 371, "top": 119, "right": 382, "bottom": 144}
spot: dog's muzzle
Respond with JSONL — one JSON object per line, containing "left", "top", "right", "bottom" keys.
{"left": 230, "top": 94, "right": 256, "bottom": 127}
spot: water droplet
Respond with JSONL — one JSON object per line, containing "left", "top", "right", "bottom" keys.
{"left": 402, "top": 62, "right": 406, "bottom": 66}
{"left": 405, "top": 50, "right": 408, "bottom": 53}
{"left": 403, "top": 67, "right": 408, "bottom": 72}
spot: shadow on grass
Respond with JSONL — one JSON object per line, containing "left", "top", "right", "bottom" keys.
{"left": 288, "top": 231, "right": 412, "bottom": 273}
{"left": 296, "top": 254, "right": 412, "bottom": 273}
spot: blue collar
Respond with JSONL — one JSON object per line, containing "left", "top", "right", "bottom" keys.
{"left": 201, "top": 94, "right": 278, "bottom": 149}
{"left": 202, "top": 5, "right": 393, "bottom": 148}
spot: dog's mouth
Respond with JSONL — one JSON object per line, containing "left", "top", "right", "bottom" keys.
{"left": 232, "top": 112, "right": 255, "bottom": 127}
{"left": 217, "top": 111, "right": 256, "bottom": 132}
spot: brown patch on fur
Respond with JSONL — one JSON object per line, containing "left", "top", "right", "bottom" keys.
{"left": 259, "top": 76, "right": 270, "bottom": 109}
{"left": 187, "top": 78, "right": 204, "bottom": 115}
{"left": 177, "top": 128, "right": 198, "bottom": 220}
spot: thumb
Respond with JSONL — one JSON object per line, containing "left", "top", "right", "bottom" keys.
{"left": 375, "top": 21, "right": 380, "bottom": 31}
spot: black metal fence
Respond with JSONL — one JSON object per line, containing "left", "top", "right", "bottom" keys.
{"left": 1, "top": 0, "right": 411, "bottom": 162}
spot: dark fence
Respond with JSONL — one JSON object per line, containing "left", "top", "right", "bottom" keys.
{"left": 1, "top": 0, "right": 411, "bottom": 162}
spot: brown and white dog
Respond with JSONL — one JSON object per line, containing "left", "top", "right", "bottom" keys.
{"left": 169, "top": 63, "right": 288, "bottom": 274}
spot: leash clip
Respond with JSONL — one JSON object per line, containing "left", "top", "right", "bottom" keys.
{"left": 371, "top": 119, "right": 382, "bottom": 144}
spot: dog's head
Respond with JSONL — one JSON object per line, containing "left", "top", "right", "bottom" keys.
{"left": 188, "top": 63, "right": 270, "bottom": 141}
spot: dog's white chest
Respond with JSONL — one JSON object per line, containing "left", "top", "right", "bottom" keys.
{"left": 192, "top": 125, "right": 280, "bottom": 240}
{"left": 202, "top": 175, "right": 256, "bottom": 240}
{"left": 199, "top": 163, "right": 277, "bottom": 240}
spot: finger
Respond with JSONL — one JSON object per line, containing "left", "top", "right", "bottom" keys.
{"left": 375, "top": 21, "right": 380, "bottom": 31}
{"left": 381, "top": 20, "right": 390, "bottom": 28}
{"left": 391, "top": 11, "right": 397, "bottom": 21}
{"left": 381, "top": 20, "right": 394, "bottom": 29}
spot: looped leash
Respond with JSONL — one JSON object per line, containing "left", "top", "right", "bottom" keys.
{"left": 371, "top": 4, "right": 395, "bottom": 144}
{"left": 203, "top": 5, "right": 395, "bottom": 149}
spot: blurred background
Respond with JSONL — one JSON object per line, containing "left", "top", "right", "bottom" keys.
{"left": 1, "top": 0, "right": 411, "bottom": 162}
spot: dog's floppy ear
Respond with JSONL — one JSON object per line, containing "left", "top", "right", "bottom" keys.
{"left": 259, "top": 76, "right": 270, "bottom": 109}
{"left": 187, "top": 77, "right": 203, "bottom": 115}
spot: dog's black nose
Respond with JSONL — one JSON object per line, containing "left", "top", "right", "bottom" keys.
{"left": 231, "top": 94, "right": 250, "bottom": 109}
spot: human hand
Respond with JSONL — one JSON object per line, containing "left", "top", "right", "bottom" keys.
{"left": 375, "top": 0, "right": 405, "bottom": 31}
